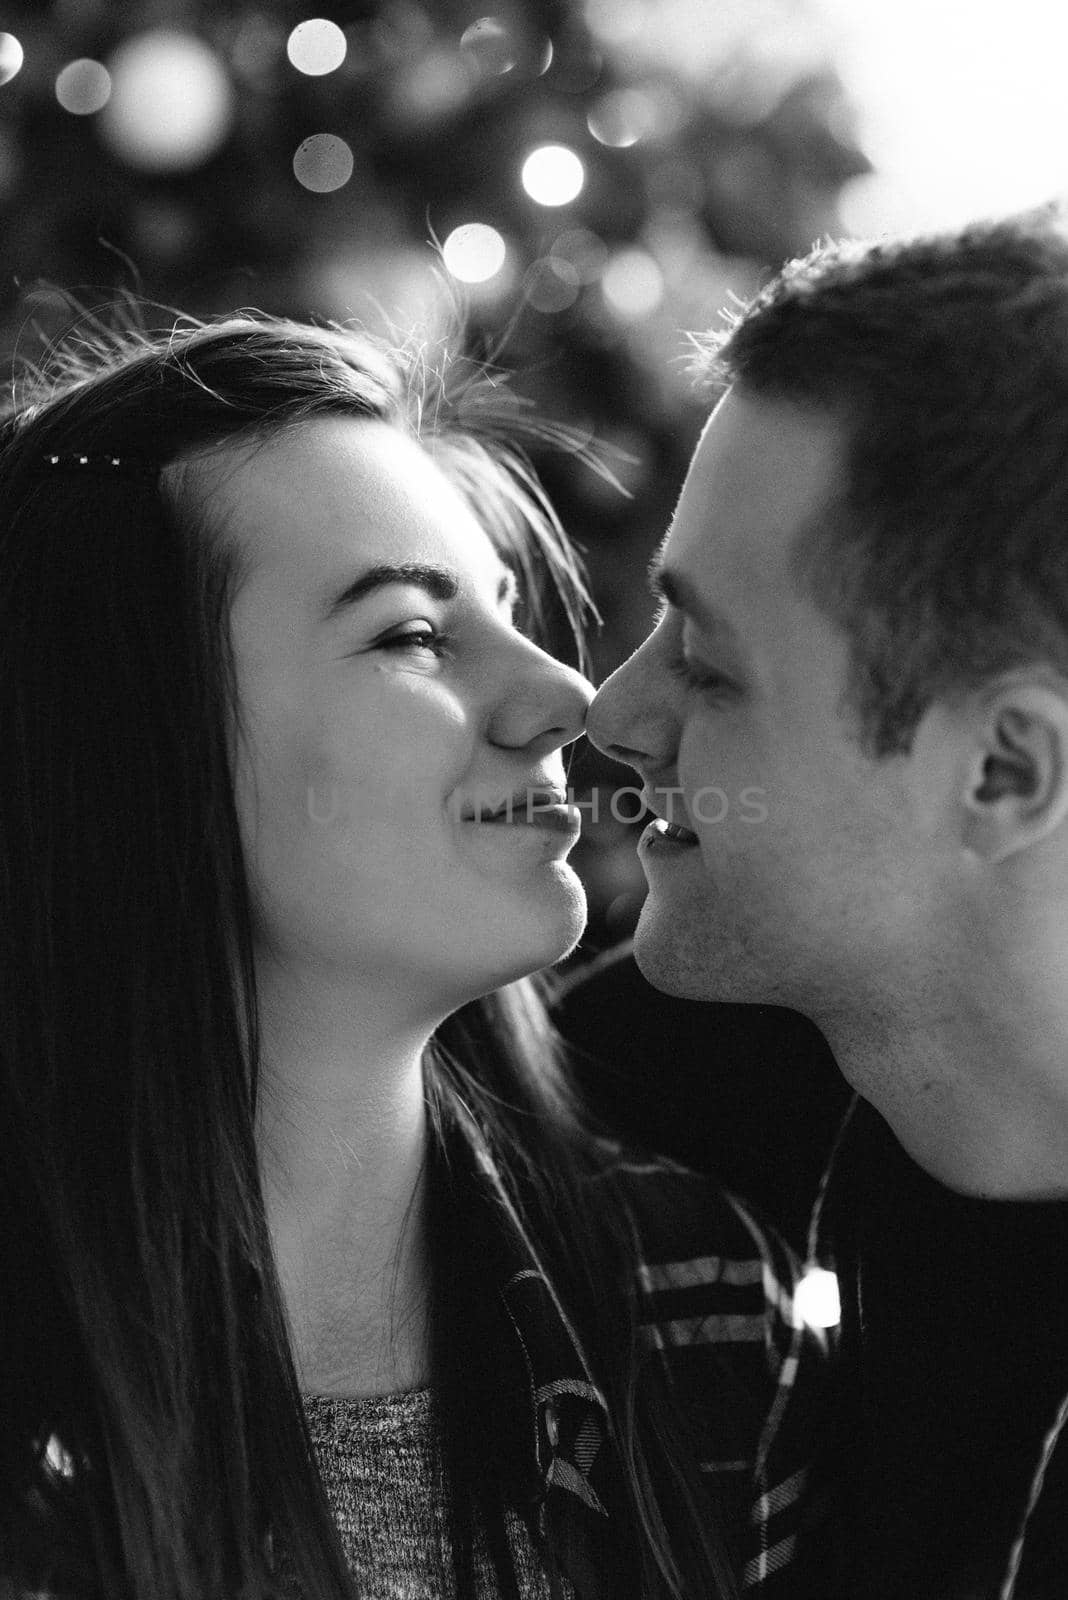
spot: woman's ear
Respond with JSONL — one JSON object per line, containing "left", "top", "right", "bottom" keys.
{"left": 960, "top": 684, "right": 1068, "bottom": 863}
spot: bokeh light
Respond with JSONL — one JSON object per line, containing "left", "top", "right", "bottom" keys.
{"left": 442, "top": 223, "right": 507, "bottom": 283}
{"left": 314, "top": 247, "right": 448, "bottom": 334}
{"left": 459, "top": 18, "right": 552, "bottom": 79}
{"left": 521, "top": 144, "right": 585, "bottom": 207}
{"left": 601, "top": 247, "right": 663, "bottom": 318}
{"left": 551, "top": 227, "right": 608, "bottom": 283}
{"left": 0, "top": 34, "right": 23, "bottom": 87}
{"left": 100, "top": 31, "right": 234, "bottom": 172}
{"left": 459, "top": 17, "right": 517, "bottom": 76}
{"left": 286, "top": 19, "right": 347, "bottom": 78}
{"left": 387, "top": 49, "right": 473, "bottom": 125}
{"left": 55, "top": 59, "right": 112, "bottom": 116}
{"left": 525, "top": 256, "right": 581, "bottom": 313}
{"left": 583, "top": 0, "right": 646, "bottom": 47}
{"left": 794, "top": 1267, "right": 841, "bottom": 1330}
{"left": 44, "top": 1434, "right": 75, "bottom": 1479}
{"left": 529, "top": 38, "right": 554, "bottom": 76}
{"left": 587, "top": 88, "right": 656, "bottom": 148}
{"left": 293, "top": 134, "right": 354, "bottom": 193}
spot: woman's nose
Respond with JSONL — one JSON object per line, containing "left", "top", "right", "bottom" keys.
{"left": 485, "top": 642, "right": 593, "bottom": 755}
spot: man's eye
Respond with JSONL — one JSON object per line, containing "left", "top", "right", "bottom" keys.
{"left": 668, "top": 655, "right": 732, "bottom": 694}
{"left": 377, "top": 625, "right": 450, "bottom": 657}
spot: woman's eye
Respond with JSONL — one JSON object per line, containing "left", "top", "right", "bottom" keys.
{"left": 377, "top": 625, "right": 450, "bottom": 657}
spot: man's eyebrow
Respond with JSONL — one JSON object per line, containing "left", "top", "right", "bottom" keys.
{"left": 647, "top": 558, "right": 741, "bottom": 644}
{"left": 323, "top": 561, "right": 517, "bottom": 623}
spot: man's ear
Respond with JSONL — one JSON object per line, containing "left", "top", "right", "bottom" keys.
{"left": 960, "top": 683, "right": 1068, "bottom": 863}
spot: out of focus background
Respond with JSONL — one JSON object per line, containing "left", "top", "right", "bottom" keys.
{"left": 2, "top": 0, "right": 1066, "bottom": 1236}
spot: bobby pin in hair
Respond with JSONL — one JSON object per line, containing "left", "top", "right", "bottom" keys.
{"left": 38, "top": 452, "right": 159, "bottom": 477}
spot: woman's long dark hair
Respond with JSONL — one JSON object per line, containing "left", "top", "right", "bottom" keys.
{"left": 0, "top": 312, "right": 735, "bottom": 1599}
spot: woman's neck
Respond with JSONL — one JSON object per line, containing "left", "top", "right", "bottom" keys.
{"left": 254, "top": 962, "right": 436, "bottom": 1397}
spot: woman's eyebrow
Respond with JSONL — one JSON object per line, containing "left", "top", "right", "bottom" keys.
{"left": 321, "top": 562, "right": 459, "bottom": 623}
{"left": 322, "top": 562, "right": 518, "bottom": 624}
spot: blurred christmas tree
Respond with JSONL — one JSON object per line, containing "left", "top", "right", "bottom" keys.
{"left": 0, "top": 0, "right": 869, "bottom": 937}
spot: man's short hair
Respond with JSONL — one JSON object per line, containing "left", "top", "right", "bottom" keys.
{"left": 692, "top": 209, "right": 1068, "bottom": 756}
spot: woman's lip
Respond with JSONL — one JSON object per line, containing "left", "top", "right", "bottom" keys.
{"left": 464, "top": 803, "right": 582, "bottom": 835}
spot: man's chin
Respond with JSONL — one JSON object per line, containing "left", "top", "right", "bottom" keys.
{"left": 632, "top": 912, "right": 772, "bottom": 1003}
{"left": 631, "top": 919, "right": 720, "bottom": 1000}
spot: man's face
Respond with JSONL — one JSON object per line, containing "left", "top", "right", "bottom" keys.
{"left": 587, "top": 390, "right": 952, "bottom": 1020}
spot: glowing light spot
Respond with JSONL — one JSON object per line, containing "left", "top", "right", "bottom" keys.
{"left": 56, "top": 59, "right": 112, "bottom": 116}
{"left": 0, "top": 33, "right": 24, "bottom": 87}
{"left": 794, "top": 1267, "right": 841, "bottom": 1330}
{"left": 525, "top": 256, "right": 581, "bottom": 314}
{"left": 552, "top": 227, "right": 608, "bottom": 283}
{"left": 442, "top": 223, "right": 507, "bottom": 284}
{"left": 584, "top": 0, "right": 646, "bottom": 46}
{"left": 531, "top": 38, "right": 554, "bottom": 75}
{"left": 587, "top": 87, "right": 661, "bottom": 148}
{"left": 44, "top": 1434, "right": 75, "bottom": 1478}
{"left": 286, "top": 18, "right": 347, "bottom": 77}
{"left": 459, "top": 17, "right": 517, "bottom": 75}
{"left": 521, "top": 144, "right": 585, "bottom": 207}
{"left": 100, "top": 31, "right": 233, "bottom": 173}
{"left": 601, "top": 248, "right": 663, "bottom": 319}
{"left": 293, "top": 133, "right": 354, "bottom": 193}
{"left": 388, "top": 49, "right": 472, "bottom": 123}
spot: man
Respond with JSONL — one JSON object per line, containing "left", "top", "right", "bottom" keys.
{"left": 586, "top": 210, "right": 1068, "bottom": 1599}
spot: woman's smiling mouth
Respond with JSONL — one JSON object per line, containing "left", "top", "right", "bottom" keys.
{"left": 458, "top": 788, "right": 583, "bottom": 839}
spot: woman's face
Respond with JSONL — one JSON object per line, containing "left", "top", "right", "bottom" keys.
{"left": 209, "top": 416, "right": 591, "bottom": 1015}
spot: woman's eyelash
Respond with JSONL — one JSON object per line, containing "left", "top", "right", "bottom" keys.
{"left": 378, "top": 625, "right": 451, "bottom": 657}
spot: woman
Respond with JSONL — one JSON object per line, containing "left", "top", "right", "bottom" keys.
{"left": 0, "top": 313, "right": 828, "bottom": 1600}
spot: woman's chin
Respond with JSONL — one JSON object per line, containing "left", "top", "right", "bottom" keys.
{"left": 527, "top": 873, "right": 588, "bottom": 965}
{"left": 465, "top": 879, "right": 588, "bottom": 992}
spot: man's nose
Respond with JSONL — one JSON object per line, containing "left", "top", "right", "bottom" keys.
{"left": 587, "top": 643, "right": 671, "bottom": 773}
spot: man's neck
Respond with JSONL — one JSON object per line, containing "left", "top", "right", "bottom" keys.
{"left": 826, "top": 1006, "right": 1068, "bottom": 1201}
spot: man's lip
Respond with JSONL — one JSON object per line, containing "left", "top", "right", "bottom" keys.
{"left": 639, "top": 786, "right": 698, "bottom": 838}
{"left": 645, "top": 818, "right": 699, "bottom": 844}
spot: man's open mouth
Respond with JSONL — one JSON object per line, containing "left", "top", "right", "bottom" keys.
{"left": 647, "top": 817, "right": 700, "bottom": 845}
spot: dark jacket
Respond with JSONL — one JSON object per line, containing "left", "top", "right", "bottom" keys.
{"left": 822, "top": 1099, "right": 1068, "bottom": 1600}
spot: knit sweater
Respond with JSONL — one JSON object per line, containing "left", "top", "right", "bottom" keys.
{"left": 304, "top": 1390, "right": 573, "bottom": 1598}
